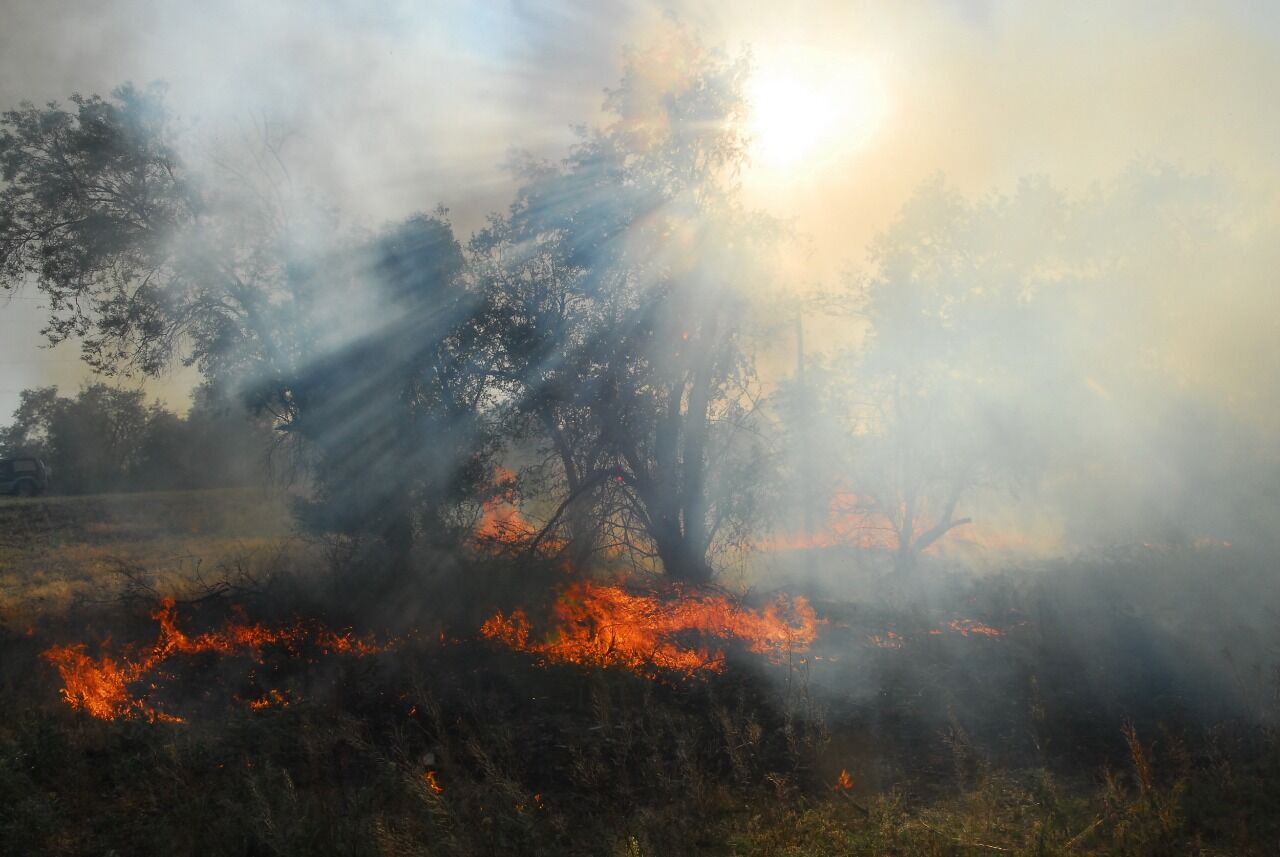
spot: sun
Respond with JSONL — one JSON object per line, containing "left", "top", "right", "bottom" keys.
{"left": 746, "top": 52, "right": 888, "bottom": 174}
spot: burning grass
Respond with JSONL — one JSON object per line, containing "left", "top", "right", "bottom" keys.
{"left": 42, "top": 596, "right": 394, "bottom": 723}
{"left": 480, "top": 580, "right": 819, "bottom": 677}
{"left": 42, "top": 580, "right": 819, "bottom": 724}
{"left": 11, "top": 592, "right": 1280, "bottom": 857}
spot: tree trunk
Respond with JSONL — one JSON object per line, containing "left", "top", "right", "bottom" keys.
{"left": 652, "top": 520, "right": 712, "bottom": 585}
{"left": 543, "top": 411, "right": 601, "bottom": 572}
{"left": 564, "top": 494, "right": 601, "bottom": 571}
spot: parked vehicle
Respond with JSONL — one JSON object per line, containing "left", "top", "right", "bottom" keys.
{"left": 0, "top": 457, "right": 49, "bottom": 497}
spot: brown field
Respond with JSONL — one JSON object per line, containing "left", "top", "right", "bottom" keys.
{"left": 0, "top": 489, "right": 311, "bottom": 626}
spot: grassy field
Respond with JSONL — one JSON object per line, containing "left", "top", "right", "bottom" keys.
{"left": 0, "top": 489, "right": 307, "bottom": 625}
{"left": 1, "top": 491, "right": 1277, "bottom": 855}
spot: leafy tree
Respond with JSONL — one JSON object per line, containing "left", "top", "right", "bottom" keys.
{"left": 477, "top": 27, "right": 774, "bottom": 582}
{"left": 0, "top": 386, "right": 60, "bottom": 462}
{"left": 0, "top": 86, "right": 495, "bottom": 570}
{"left": 831, "top": 173, "right": 1230, "bottom": 566}
{"left": 830, "top": 180, "right": 1047, "bottom": 570}
{"left": 271, "top": 213, "right": 498, "bottom": 574}
{"left": 0, "top": 36, "right": 778, "bottom": 581}
{"left": 52, "top": 384, "right": 152, "bottom": 492}
{"left": 1, "top": 84, "right": 268, "bottom": 376}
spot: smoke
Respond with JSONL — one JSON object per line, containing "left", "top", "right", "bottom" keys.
{"left": 0, "top": 0, "right": 658, "bottom": 413}
{"left": 5, "top": 1, "right": 1280, "bottom": 406}
{"left": 0, "top": 2, "right": 1276, "bottom": 539}
{"left": 818, "top": 167, "right": 1280, "bottom": 555}
{"left": 2, "top": 2, "right": 1279, "bottom": 718}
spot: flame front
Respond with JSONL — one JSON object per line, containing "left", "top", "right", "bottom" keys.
{"left": 481, "top": 581, "right": 818, "bottom": 677}
{"left": 945, "top": 618, "right": 1003, "bottom": 638}
{"left": 866, "top": 619, "right": 1006, "bottom": 648}
{"left": 41, "top": 597, "right": 391, "bottom": 722}
{"left": 39, "top": 643, "right": 174, "bottom": 722}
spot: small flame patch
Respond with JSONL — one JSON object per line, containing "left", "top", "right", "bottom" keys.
{"left": 41, "top": 597, "right": 392, "bottom": 722}
{"left": 481, "top": 581, "right": 818, "bottom": 677}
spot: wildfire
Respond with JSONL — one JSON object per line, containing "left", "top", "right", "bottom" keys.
{"left": 763, "top": 487, "right": 1052, "bottom": 557}
{"left": 864, "top": 619, "right": 1005, "bottom": 649}
{"left": 42, "top": 597, "right": 392, "bottom": 722}
{"left": 423, "top": 770, "right": 444, "bottom": 795}
{"left": 246, "top": 689, "right": 291, "bottom": 710}
{"left": 39, "top": 644, "right": 179, "bottom": 722}
{"left": 473, "top": 469, "right": 539, "bottom": 545}
{"left": 866, "top": 630, "right": 904, "bottom": 649}
{"left": 833, "top": 768, "right": 855, "bottom": 791}
{"left": 481, "top": 581, "right": 818, "bottom": 677}
{"left": 946, "top": 618, "right": 1003, "bottom": 638}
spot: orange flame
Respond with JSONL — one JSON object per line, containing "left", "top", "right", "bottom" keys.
{"left": 41, "top": 597, "right": 391, "bottom": 722}
{"left": 481, "top": 581, "right": 818, "bottom": 677}
{"left": 423, "top": 770, "right": 444, "bottom": 795}
{"left": 473, "top": 469, "right": 537, "bottom": 545}
{"left": 39, "top": 643, "right": 180, "bottom": 722}
{"left": 763, "top": 487, "right": 1051, "bottom": 557}
{"left": 472, "top": 468, "right": 571, "bottom": 555}
{"left": 863, "top": 619, "right": 1006, "bottom": 648}
{"left": 246, "top": 689, "right": 291, "bottom": 710}
{"left": 833, "top": 769, "right": 855, "bottom": 791}
{"left": 945, "top": 619, "right": 1003, "bottom": 638}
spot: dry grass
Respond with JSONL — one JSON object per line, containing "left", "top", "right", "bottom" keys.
{"left": 0, "top": 489, "right": 315, "bottom": 625}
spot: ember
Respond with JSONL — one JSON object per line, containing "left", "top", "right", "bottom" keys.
{"left": 946, "top": 619, "right": 1004, "bottom": 638}
{"left": 246, "top": 689, "right": 291, "bottom": 710}
{"left": 866, "top": 630, "right": 904, "bottom": 649}
{"left": 42, "top": 597, "right": 391, "bottom": 722}
{"left": 862, "top": 620, "right": 1007, "bottom": 649}
{"left": 481, "top": 581, "right": 818, "bottom": 677}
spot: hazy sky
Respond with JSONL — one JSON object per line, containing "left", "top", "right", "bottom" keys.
{"left": 2, "top": 0, "right": 1279, "bottom": 417}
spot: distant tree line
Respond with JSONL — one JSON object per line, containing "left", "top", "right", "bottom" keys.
{"left": 0, "top": 384, "right": 273, "bottom": 495}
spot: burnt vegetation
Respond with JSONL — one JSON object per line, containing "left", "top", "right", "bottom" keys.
{"left": 2, "top": 27, "right": 1279, "bottom": 857}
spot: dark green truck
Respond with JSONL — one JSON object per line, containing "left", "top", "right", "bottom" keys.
{"left": 0, "top": 457, "right": 49, "bottom": 496}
